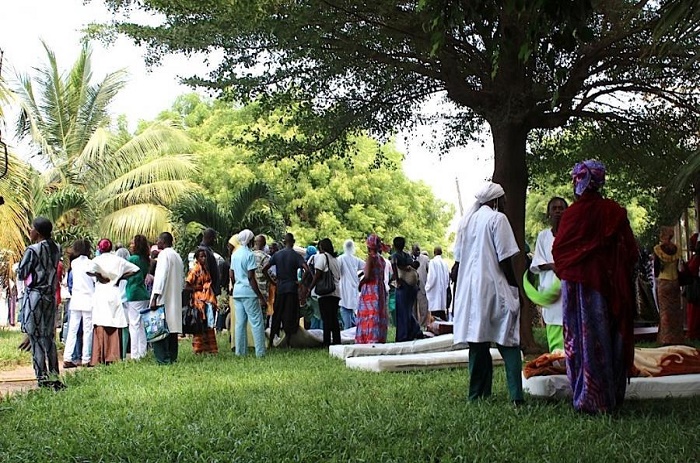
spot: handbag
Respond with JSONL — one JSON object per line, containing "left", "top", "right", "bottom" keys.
{"left": 182, "top": 303, "right": 205, "bottom": 335}
{"left": 140, "top": 305, "right": 169, "bottom": 343}
{"left": 205, "top": 302, "right": 216, "bottom": 329}
{"left": 316, "top": 256, "right": 336, "bottom": 296}
{"left": 398, "top": 266, "right": 419, "bottom": 287}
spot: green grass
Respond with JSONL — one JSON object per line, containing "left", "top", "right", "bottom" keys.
{"left": 0, "top": 330, "right": 31, "bottom": 371}
{"left": 0, "top": 334, "right": 699, "bottom": 462}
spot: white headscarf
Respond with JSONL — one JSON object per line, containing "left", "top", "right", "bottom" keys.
{"left": 237, "top": 229, "right": 254, "bottom": 247}
{"left": 344, "top": 239, "right": 356, "bottom": 256}
{"left": 454, "top": 182, "right": 505, "bottom": 262}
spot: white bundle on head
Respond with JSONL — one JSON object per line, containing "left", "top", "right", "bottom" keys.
{"left": 238, "top": 229, "right": 254, "bottom": 246}
{"left": 344, "top": 239, "right": 355, "bottom": 256}
{"left": 453, "top": 182, "right": 505, "bottom": 262}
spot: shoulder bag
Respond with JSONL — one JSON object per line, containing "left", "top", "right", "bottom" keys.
{"left": 316, "top": 256, "right": 336, "bottom": 296}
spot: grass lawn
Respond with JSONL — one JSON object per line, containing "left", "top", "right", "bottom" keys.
{"left": 0, "top": 332, "right": 699, "bottom": 462}
{"left": 0, "top": 330, "right": 31, "bottom": 371}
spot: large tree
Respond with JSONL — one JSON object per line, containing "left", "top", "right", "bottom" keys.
{"left": 96, "top": 0, "right": 700, "bottom": 351}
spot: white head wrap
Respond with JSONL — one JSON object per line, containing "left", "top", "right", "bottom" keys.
{"left": 237, "top": 229, "right": 254, "bottom": 246}
{"left": 453, "top": 182, "right": 505, "bottom": 262}
{"left": 115, "top": 248, "right": 130, "bottom": 260}
{"left": 344, "top": 239, "right": 356, "bottom": 256}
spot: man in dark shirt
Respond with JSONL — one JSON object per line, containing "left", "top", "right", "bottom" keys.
{"left": 263, "top": 233, "right": 310, "bottom": 347}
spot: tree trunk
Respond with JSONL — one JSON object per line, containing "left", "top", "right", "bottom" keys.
{"left": 490, "top": 121, "right": 544, "bottom": 355}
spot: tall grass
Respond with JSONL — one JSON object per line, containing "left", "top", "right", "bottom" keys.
{"left": 0, "top": 334, "right": 698, "bottom": 462}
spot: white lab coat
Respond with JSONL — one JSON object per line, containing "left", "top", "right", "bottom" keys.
{"left": 151, "top": 247, "right": 184, "bottom": 334}
{"left": 425, "top": 255, "right": 450, "bottom": 311}
{"left": 338, "top": 253, "right": 365, "bottom": 311}
{"left": 530, "top": 228, "right": 563, "bottom": 325}
{"left": 91, "top": 253, "right": 139, "bottom": 328}
{"left": 453, "top": 206, "right": 521, "bottom": 346}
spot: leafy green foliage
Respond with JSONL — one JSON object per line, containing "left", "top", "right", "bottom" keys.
{"left": 170, "top": 95, "right": 454, "bottom": 251}
{"left": 13, "top": 44, "right": 199, "bottom": 246}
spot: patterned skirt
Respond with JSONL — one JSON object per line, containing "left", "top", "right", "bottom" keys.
{"left": 355, "top": 280, "right": 388, "bottom": 344}
{"left": 562, "top": 281, "right": 626, "bottom": 414}
{"left": 657, "top": 279, "right": 684, "bottom": 345}
{"left": 193, "top": 328, "right": 219, "bottom": 354}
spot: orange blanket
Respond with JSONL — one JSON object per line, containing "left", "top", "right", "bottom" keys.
{"left": 523, "top": 346, "right": 700, "bottom": 379}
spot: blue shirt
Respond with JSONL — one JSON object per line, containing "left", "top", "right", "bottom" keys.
{"left": 231, "top": 246, "right": 258, "bottom": 298}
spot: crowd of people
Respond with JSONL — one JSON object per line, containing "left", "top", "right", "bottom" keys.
{"left": 9, "top": 158, "right": 700, "bottom": 415}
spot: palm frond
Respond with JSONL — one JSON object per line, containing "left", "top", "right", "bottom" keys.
{"left": 108, "top": 121, "right": 192, "bottom": 168}
{"left": 671, "top": 148, "right": 700, "bottom": 196}
{"left": 38, "top": 187, "right": 92, "bottom": 225}
{"left": 228, "top": 180, "right": 279, "bottom": 225}
{"left": 0, "top": 154, "right": 32, "bottom": 257}
{"left": 98, "top": 203, "right": 172, "bottom": 244}
{"left": 170, "top": 192, "right": 232, "bottom": 237}
{"left": 102, "top": 179, "right": 198, "bottom": 210}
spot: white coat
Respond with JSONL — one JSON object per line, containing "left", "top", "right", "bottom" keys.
{"left": 91, "top": 253, "right": 139, "bottom": 328}
{"left": 338, "top": 253, "right": 365, "bottom": 311}
{"left": 530, "top": 228, "right": 563, "bottom": 325}
{"left": 425, "top": 255, "right": 450, "bottom": 311}
{"left": 453, "top": 206, "right": 521, "bottom": 347}
{"left": 151, "top": 247, "right": 184, "bottom": 334}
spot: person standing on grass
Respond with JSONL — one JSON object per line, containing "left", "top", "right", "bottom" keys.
{"left": 452, "top": 183, "right": 524, "bottom": 405}
{"left": 337, "top": 239, "right": 365, "bottom": 329}
{"left": 124, "top": 235, "right": 150, "bottom": 360}
{"left": 262, "top": 233, "right": 310, "bottom": 348}
{"left": 186, "top": 248, "right": 219, "bottom": 354}
{"left": 412, "top": 244, "right": 431, "bottom": 328}
{"left": 63, "top": 239, "right": 94, "bottom": 368}
{"left": 530, "top": 197, "right": 568, "bottom": 352}
{"left": 150, "top": 232, "right": 184, "bottom": 364}
{"left": 90, "top": 239, "right": 140, "bottom": 366}
{"left": 231, "top": 230, "right": 267, "bottom": 357}
{"left": 653, "top": 226, "right": 685, "bottom": 345}
{"left": 200, "top": 228, "right": 221, "bottom": 299}
{"left": 425, "top": 246, "right": 450, "bottom": 322}
{"left": 391, "top": 237, "right": 423, "bottom": 342}
{"left": 553, "top": 160, "right": 638, "bottom": 414}
{"left": 308, "top": 238, "right": 342, "bottom": 346}
{"left": 355, "top": 234, "right": 389, "bottom": 344}
{"left": 252, "top": 234, "right": 273, "bottom": 326}
{"left": 17, "top": 217, "right": 65, "bottom": 391}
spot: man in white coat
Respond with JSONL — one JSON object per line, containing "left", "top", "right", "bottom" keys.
{"left": 150, "top": 232, "right": 184, "bottom": 364}
{"left": 530, "top": 197, "right": 568, "bottom": 352}
{"left": 337, "top": 239, "right": 365, "bottom": 329}
{"left": 452, "top": 182, "right": 524, "bottom": 405}
{"left": 425, "top": 246, "right": 450, "bottom": 321}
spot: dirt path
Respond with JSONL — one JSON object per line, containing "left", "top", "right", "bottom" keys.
{"left": 0, "top": 363, "right": 74, "bottom": 398}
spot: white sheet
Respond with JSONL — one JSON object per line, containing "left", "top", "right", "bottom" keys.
{"left": 345, "top": 348, "right": 507, "bottom": 372}
{"left": 522, "top": 373, "right": 700, "bottom": 399}
{"left": 329, "top": 334, "right": 459, "bottom": 359}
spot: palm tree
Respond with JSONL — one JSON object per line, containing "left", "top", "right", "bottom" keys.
{"left": 171, "top": 180, "right": 283, "bottom": 256}
{"left": 14, "top": 41, "right": 197, "bottom": 244}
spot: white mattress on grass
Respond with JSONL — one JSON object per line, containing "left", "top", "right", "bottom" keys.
{"left": 329, "top": 334, "right": 459, "bottom": 359}
{"left": 522, "top": 373, "right": 700, "bottom": 400}
{"left": 345, "top": 348, "right": 507, "bottom": 372}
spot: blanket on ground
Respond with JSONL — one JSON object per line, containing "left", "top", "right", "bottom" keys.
{"left": 524, "top": 346, "right": 700, "bottom": 379}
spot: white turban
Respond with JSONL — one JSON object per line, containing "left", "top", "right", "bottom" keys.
{"left": 474, "top": 182, "right": 505, "bottom": 204}
{"left": 453, "top": 182, "right": 505, "bottom": 262}
{"left": 237, "top": 229, "right": 254, "bottom": 246}
{"left": 344, "top": 239, "right": 356, "bottom": 256}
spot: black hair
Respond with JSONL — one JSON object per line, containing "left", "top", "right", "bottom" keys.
{"left": 546, "top": 197, "right": 568, "bottom": 215}
{"left": 318, "top": 238, "right": 337, "bottom": 257}
{"left": 159, "top": 232, "right": 174, "bottom": 246}
{"left": 393, "top": 236, "right": 406, "bottom": 250}
{"left": 72, "top": 239, "right": 91, "bottom": 257}
{"left": 33, "top": 217, "right": 53, "bottom": 238}
{"left": 133, "top": 234, "right": 150, "bottom": 260}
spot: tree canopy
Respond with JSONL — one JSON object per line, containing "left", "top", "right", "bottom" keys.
{"left": 96, "top": 0, "right": 700, "bottom": 351}
{"left": 163, "top": 95, "right": 454, "bottom": 252}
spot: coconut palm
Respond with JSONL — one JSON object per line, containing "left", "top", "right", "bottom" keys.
{"left": 171, "top": 180, "right": 283, "bottom": 256}
{"left": 14, "top": 41, "right": 197, "bottom": 244}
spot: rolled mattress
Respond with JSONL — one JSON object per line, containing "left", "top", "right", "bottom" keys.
{"left": 522, "top": 373, "right": 700, "bottom": 400}
{"left": 345, "top": 348, "right": 507, "bottom": 372}
{"left": 329, "top": 334, "right": 459, "bottom": 360}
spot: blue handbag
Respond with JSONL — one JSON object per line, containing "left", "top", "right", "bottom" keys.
{"left": 140, "top": 305, "right": 169, "bottom": 343}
